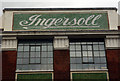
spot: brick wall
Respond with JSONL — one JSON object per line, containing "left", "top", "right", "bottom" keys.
{"left": 2, "top": 51, "right": 17, "bottom": 81}
{"left": 106, "top": 49, "right": 120, "bottom": 81}
{"left": 54, "top": 50, "right": 70, "bottom": 81}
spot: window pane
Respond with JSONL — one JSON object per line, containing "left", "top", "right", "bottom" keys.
{"left": 41, "top": 52, "right": 47, "bottom": 57}
{"left": 24, "top": 52, "right": 29, "bottom": 57}
{"left": 70, "top": 45, "right": 75, "bottom": 50}
{"left": 87, "top": 45, "right": 92, "bottom": 50}
{"left": 88, "top": 58, "right": 93, "bottom": 62}
{"left": 36, "top": 52, "right": 40, "bottom": 57}
{"left": 48, "top": 58, "right": 53, "bottom": 64}
{"left": 70, "top": 58, "right": 76, "bottom": 63}
{"left": 99, "top": 45, "right": 105, "bottom": 50}
{"left": 93, "top": 45, "right": 99, "bottom": 50}
{"left": 17, "top": 52, "right": 23, "bottom": 57}
{"left": 71, "top": 64, "right": 76, "bottom": 70}
{"left": 30, "top": 52, "right": 36, "bottom": 57}
{"left": 18, "top": 46, "right": 23, "bottom": 51}
{"left": 36, "top": 46, "right": 40, "bottom": 51}
{"left": 22, "top": 59, "right": 29, "bottom": 64}
{"left": 88, "top": 51, "right": 93, "bottom": 57}
{"left": 30, "top": 46, "right": 35, "bottom": 51}
{"left": 76, "top": 58, "right": 82, "bottom": 63}
{"left": 42, "top": 46, "right": 47, "bottom": 51}
{"left": 41, "top": 58, "right": 47, "bottom": 64}
{"left": 48, "top": 46, "right": 53, "bottom": 51}
{"left": 76, "top": 64, "right": 82, "bottom": 69}
{"left": 95, "top": 64, "right": 101, "bottom": 69}
{"left": 83, "top": 51, "right": 87, "bottom": 56}
{"left": 100, "top": 58, "right": 106, "bottom": 63}
{"left": 83, "top": 57, "right": 88, "bottom": 62}
{"left": 35, "top": 58, "right": 41, "bottom": 63}
{"left": 82, "top": 45, "right": 87, "bottom": 50}
{"left": 24, "top": 46, "right": 29, "bottom": 51}
{"left": 94, "top": 51, "right": 99, "bottom": 57}
{"left": 94, "top": 58, "right": 100, "bottom": 63}
{"left": 76, "top": 51, "right": 81, "bottom": 57}
{"left": 17, "top": 59, "right": 22, "bottom": 64}
{"left": 89, "top": 64, "right": 94, "bottom": 69}
{"left": 76, "top": 45, "right": 81, "bottom": 50}
{"left": 70, "top": 52, "right": 75, "bottom": 57}
{"left": 30, "top": 58, "right": 36, "bottom": 63}
{"left": 48, "top": 52, "right": 53, "bottom": 57}
{"left": 100, "top": 51, "right": 105, "bottom": 57}
{"left": 83, "top": 64, "right": 89, "bottom": 69}
{"left": 101, "top": 64, "right": 107, "bottom": 69}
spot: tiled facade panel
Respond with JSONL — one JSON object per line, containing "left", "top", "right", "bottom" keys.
{"left": 2, "top": 51, "right": 17, "bottom": 81}
{"left": 54, "top": 50, "right": 70, "bottom": 81}
{"left": 106, "top": 49, "right": 120, "bottom": 81}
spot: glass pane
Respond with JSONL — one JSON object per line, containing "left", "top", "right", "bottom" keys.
{"left": 71, "top": 64, "right": 76, "bottom": 70}
{"left": 83, "top": 64, "right": 89, "bottom": 69}
{"left": 100, "top": 51, "right": 105, "bottom": 57}
{"left": 83, "top": 57, "right": 88, "bottom": 62}
{"left": 48, "top": 46, "right": 53, "bottom": 51}
{"left": 76, "top": 64, "right": 82, "bottom": 69}
{"left": 41, "top": 58, "right": 47, "bottom": 64}
{"left": 87, "top": 42, "right": 92, "bottom": 44}
{"left": 16, "top": 65, "right": 22, "bottom": 70}
{"left": 87, "top": 45, "right": 92, "bottom": 50}
{"left": 94, "top": 58, "right": 100, "bottom": 63}
{"left": 93, "top": 45, "right": 99, "bottom": 50}
{"left": 100, "top": 58, "right": 106, "bottom": 63}
{"left": 22, "top": 59, "right": 29, "bottom": 64}
{"left": 18, "top": 46, "right": 23, "bottom": 51}
{"left": 95, "top": 64, "right": 101, "bottom": 69}
{"left": 36, "top": 58, "right": 41, "bottom": 63}
{"left": 76, "top": 45, "right": 81, "bottom": 50}
{"left": 30, "top": 58, "right": 36, "bottom": 63}
{"left": 17, "top": 52, "right": 23, "bottom": 57}
{"left": 22, "top": 65, "right": 29, "bottom": 70}
{"left": 48, "top": 58, "right": 53, "bottom": 64}
{"left": 81, "top": 42, "right": 86, "bottom": 44}
{"left": 41, "top": 65, "right": 47, "bottom": 70}
{"left": 47, "top": 65, "right": 53, "bottom": 70}
{"left": 99, "top": 45, "right": 105, "bottom": 50}
{"left": 17, "top": 59, "right": 22, "bottom": 64}
{"left": 82, "top": 45, "right": 87, "bottom": 50}
{"left": 36, "top": 52, "right": 40, "bottom": 57}
{"left": 70, "top": 45, "right": 75, "bottom": 50}
{"left": 76, "top": 51, "right": 81, "bottom": 57}
{"left": 30, "top": 52, "right": 36, "bottom": 57}
{"left": 88, "top": 58, "right": 93, "bottom": 62}
{"left": 76, "top": 58, "right": 82, "bottom": 63}
{"left": 101, "top": 64, "right": 107, "bottom": 69}
{"left": 24, "top": 46, "right": 29, "bottom": 51}
{"left": 94, "top": 51, "right": 99, "bottom": 57}
{"left": 24, "top": 52, "right": 29, "bottom": 57}
{"left": 41, "top": 52, "right": 47, "bottom": 57}
{"left": 76, "top": 42, "right": 81, "bottom": 44}
{"left": 30, "top": 46, "right": 35, "bottom": 51}
{"left": 88, "top": 51, "right": 93, "bottom": 57}
{"left": 70, "top": 58, "right": 76, "bottom": 63}
{"left": 36, "top": 46, "right": 40, "bottom": 51}
{"left": 83, "top": 51, "right": 87, "bottom": 56}
{"left": 89, "top": 64, "right": 94, "bottom": 69}
{"left": 42, "top": 46, "right": 47, "bottom": 51}
{"left": 70, "top": 52, "right": 75, "bottom": 57}
{"left": 48, "top": 52, "right": 53, "bottom": 57}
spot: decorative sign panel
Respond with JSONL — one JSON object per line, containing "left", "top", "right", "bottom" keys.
{"left": 13, "top": 13, "right": 109, "bottom": 30}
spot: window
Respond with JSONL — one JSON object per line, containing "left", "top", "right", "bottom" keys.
{"left": 16, "top": 40, "right": 53, "bottom": 71}
{"left": 70, "top": 39, "right": 107, "bottom": 70}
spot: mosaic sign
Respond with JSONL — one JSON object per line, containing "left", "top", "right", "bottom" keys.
{"left": 13, "top": 13, "right": 109, "bottom": 30}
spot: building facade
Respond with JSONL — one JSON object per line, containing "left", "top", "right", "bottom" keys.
{"left": 1, "top": 8, "right": 120, "bottom": 81}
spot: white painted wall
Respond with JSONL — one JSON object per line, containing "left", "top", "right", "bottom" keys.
{"left": 3, "top": 9, "right": 118, "bottom": 31}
